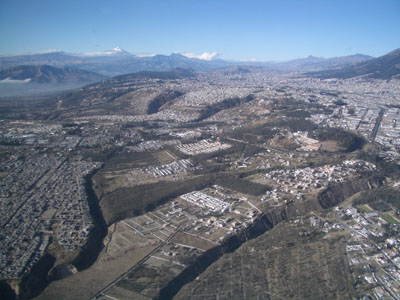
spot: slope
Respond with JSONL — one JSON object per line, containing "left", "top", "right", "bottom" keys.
{"left": 306, "top": 48, "right": 400, "bottom": 80}
{"left": 0, "top": 65, "right": 105, "bottom": 84}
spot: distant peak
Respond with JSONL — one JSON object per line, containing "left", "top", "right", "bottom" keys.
{"left": 349, "top": 53, "right": 373, "bottom": 59}
{"left": 306, "top": 55, "right": 323, "bottom": 60}
{"left": 179, "top": 52, "right": 219, "bottom": 61}
{"left": 387, "top": 48, "right": 400, "bottom": 56}
{"left": 82, "top": 47, "right": 131, "bottom": 57}
{"left": 111, "top": 47, "right": 128, "bottom": 54}
{"left": 39, "top": 49, "right": 65, "bottom": 54}
{"left": 0, "top": 49, "right": 64, "bottom": 57}
{"left": 136, "top": 53, "right": 156, "bottom": 58}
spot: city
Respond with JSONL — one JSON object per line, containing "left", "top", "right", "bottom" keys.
{"left": 0, "top": 67, "right": 400, "bottom": 299}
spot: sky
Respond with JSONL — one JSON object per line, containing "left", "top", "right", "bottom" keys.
{"left": 0, "top": 0, "right": 399, "bottom": 61}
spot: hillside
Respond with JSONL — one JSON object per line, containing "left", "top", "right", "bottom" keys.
{"left": 306, "top": 48, "right": 400, "bottom": 79}
{"left": 0, "top": 65, "right": 105, "bottom": 84}
{"left": 174, "top": 221, "right": 355, "bottom": 300}
{"left": 0, "top": 50, "right": 375, "bottom": 76}
{"left": 272, "top": 54, "right": 372, "bottom": 71}
{"left": 0, "top": 52, "right": 231, "bottom": 76}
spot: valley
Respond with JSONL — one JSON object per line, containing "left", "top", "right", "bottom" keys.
{"left": 0, "top": 64, "right": 400, "bottom": 300}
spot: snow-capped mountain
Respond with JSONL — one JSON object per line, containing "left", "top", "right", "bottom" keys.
{"left": 0, "top": 47, "right": 374, "bottom": 77}
{"left": 82, "top": 47, "right": 132, "bottom": 57}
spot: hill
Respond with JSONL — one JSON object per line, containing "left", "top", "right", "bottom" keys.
{"left": 306, "top": 48, "right": 400, "bottom": 79}
{"left": 275, "top": 54, "right": 372, "bottom": 71}
{"left": 0, "top": 51, "right": 81, "bottom": 68}
{"left": 107, "top": 67, "right": 196, "bottom": 83}
{"left": 41, "top": 67, "right": 196, "bottom": 109}
{"left": 0, "top": 50, "right": 374, "bottom": 76}
{"left": 0, "top": 65, "right": 105, "bottom": 84}
{"left": 0, "top": 51, "right": 231, "bottom": 76}
{"left": 174, "top": 221, "right": 355, "bottom": 300}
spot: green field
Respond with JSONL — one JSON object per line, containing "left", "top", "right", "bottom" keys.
{"left": 358, "top": 205, "right": 373, "bottom": 212}
{"left": 382, "top": 214, "right": 399, "bottom": 224}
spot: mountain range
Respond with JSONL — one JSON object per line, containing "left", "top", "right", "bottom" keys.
{"left": 306, "top": 48, "right": 400, "bottom": 80}
{"left": 273, "top": 54, "right": 372, "bottom": 71}
{"left": 0, "top": 65, "right": 105, "bottom": 84}
{"left": 0, "top": 47, "right": 374, "bottom": 77}
{"left": 1, "top": 47, "right": 399, "bottom": 92}
{"left": 0, "top": 48, "right": 230, "bottom": 77}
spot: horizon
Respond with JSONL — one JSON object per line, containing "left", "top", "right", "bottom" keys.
{"left": 1, "top": 0, "right": 400, "bottom": 61}
{"left": 0, "top": 46, "right": 384, "bottom": 63}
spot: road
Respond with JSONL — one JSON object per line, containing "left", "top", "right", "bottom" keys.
{"left": 336, "top": 209, "right": 400, "bottom": 300}
{"left": 4, "top": 137, "right": 83, "bottom": 227}
{"left": 89, "top": 224, "right": 182, "bottom": 300}
{"left": 371, "top": 108, "right": 385, "bottom": 142}
{"left": 356, "top": 109, "right": 369, "bottom": 130}
{"left": 373, "top": 271, "right": 400, "bottom": 300}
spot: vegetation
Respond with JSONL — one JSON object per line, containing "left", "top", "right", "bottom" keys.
{"left": 60, "top": 87, "right": 134, "bottom": 107}
{"left": 190, "top": 141, "right": 245, "bottom": 164}
{"left": 311, "top": 106, "right": 334, "bottom": 115}
{"left": 286, "top": 118, "right": 318, "bottom": 132}
{"left": 107, "top": 68, "right": 195, "bottom": 84}
{"left": 97, "top": 151, "right": 172, "bottom": 172}
{"left": 353, "top": 187, "right": 400, "bottom": 212}
{"left": 215, "top": 174, "right": 271, "bottom": 196}
{"left": 382, "top": 214, "right": 398, "bottom": 225}
{"left": 66, "top": 127, "right": 82, "bottom": 135}
{"left": 333, "top": 99, "right": 347, "bottom": 106}
{"left": 272, "top": 97, "right": 304, "bottom": 110}
{"left": 357, "top": 151, "right": 400, "bottom": 176}
{"left": 196, "top": 95, "right": 255, "bottom": 121}
{"left": 228, "top": 124, "right": 277, "bottom": 143}
{"left": 0, "top": 281, "right": 16, "bottom": 300}
{"left": 347, "top": 107, "right": 355, "bottom": 115}
{"left": 118, "top": 265, "right": 166, "bottom": 297}
{"left": 97, "top": 164, "right": 270, "bottom": 224}
{"left": 358, "top": 204, "right": 373, "bottom": 212}
{"left": 317, "top": 128, "right": 365, "bottom": 152}
{"left": 283, "top": 110, "right": 311, "bottom": 118}
{"left": 83, "top": 147, "right": 119, "bottom": 162}
{"left": 306, "top": 49, "right": 400, "bottom": 80}
{"left": 270, "top": 118, "right": 318, "bottom": 133}
{"left": 135, "top": 68, "right": 195, "bottom": 79}
{"left": 147, "top": 91, "right": 183, "bottom": 114}
{"left": 62, "top": 122, "right": 79, "bottom": 127}
{"left": 320, "top": 91, "right": 339, "bottom": 97}
{"left": 99, "top": 175, "right": 217, "bottom": 225}
{"left": 175, "top": 222, "right": 355, "bottom": 300}
{"left": 0, "top": 137, "right": 22, "bottom": 146}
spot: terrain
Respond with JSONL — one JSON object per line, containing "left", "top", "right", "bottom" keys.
{"left": 174, "top": 221, "right": 354, "bottom": 300}
{"left": 0, "top": 49, "right": 372, "bottom": 77}
{"left": 272, "top": 53, "right": 372, "bottom": 72}
{"left": 0, "top": 65, "right": 105, "bottom": 84}
{"left": 307, "top": 48, "right": 400, "bottom": 80}
{"left": 0, "top": 56, "right": 400, "bottom": 300}
{"left": 0, "top": 65, "right": 106, "bottom": 97}
{"left": 0, "top": 50, "right": 230, "bottom": 76}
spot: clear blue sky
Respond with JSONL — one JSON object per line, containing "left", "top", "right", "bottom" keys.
{"left": 0, "top": 0, "right": 399, "bottom": 61}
